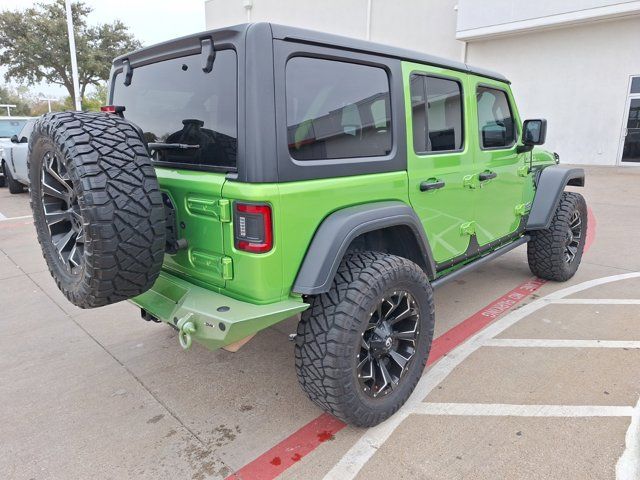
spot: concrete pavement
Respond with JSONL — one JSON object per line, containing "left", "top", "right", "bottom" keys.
{"left": 1, "top": 166, "right": 639, "bottom": 480}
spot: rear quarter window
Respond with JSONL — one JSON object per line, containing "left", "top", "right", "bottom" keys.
{"left": 285, "top": 57, "right": 392, "bottom": 161}
{"left": 111, "top": 49, "right": 238, "bottom": 170}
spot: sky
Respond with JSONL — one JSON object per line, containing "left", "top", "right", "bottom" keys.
{"left": 1, "top": 0, "right": 207, "bottom": 97}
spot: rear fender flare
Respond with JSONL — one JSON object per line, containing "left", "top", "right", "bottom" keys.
{"left": 292, "top": 201, "right": 436, "bottom": 295}
{"left": 527, "top": 166, "right": 585, "bottom": 230}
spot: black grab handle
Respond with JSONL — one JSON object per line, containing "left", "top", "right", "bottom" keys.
{"left": 420, "top": 180, "right": 446, "bottom": 192}
{"left": 479, "top": 171, "right": 497, "bottom": 181}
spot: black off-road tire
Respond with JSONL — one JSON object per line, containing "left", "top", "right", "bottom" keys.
{"left": 0, "top": 162, "right": 6, "bottom": 187}
{"left": 295, "top": 251, "right": 435, "bottom": 427}
{"left": 527, "top": 192, "right": 587, "bottom": 282}
{"left": 28, "top": 111, "right": 166, "bottom": 308}
{"left": 5, "top": 162, "right": 24, "bottom": 194}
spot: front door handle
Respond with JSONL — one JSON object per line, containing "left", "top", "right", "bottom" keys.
{"left": 420, "top": 179, "right": 445, "bottom": 192}
{"left": 478, "top": 171, "right": 497, "bottom": 181}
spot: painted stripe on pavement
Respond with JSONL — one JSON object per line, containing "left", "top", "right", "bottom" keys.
{"left": 484, "top": 339, "right": 640, "bottom": 349}
{"left": 412, "top": 402, "right": 634, "bottom": 417}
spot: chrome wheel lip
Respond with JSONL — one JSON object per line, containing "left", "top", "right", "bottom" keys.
{"left": 564, "top": 210, "right": 583, "bottom": 264}
{"left": 357, "top": 290, "right": 420, "bottom": 399}
{"left": 40, "top": 150, "right": 85, "bottom": 276}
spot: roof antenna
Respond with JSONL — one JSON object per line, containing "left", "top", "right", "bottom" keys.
{"left": 201, "top": 38, "right": 215, "bottom": 73}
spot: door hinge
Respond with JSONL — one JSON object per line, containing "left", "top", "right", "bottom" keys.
{"left": 514, "top": 203, "right": 530, "bottom": 216}
{"left": 460, "top": 221, "right": 476, "bottom": 236}
{"left": 221, "top": 256, "right": 233, "bottom": 280}
{"left": 463, "top": 175, "right": 477, "bottom": 189}
{"left": 217, "top": 199, "right": 231, "bottom": 223}
{"left": 517, "top": 165, "right": 529, "bottom": 177}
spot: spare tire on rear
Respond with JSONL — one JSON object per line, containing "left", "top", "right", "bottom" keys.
{"left": 28, "top": 111, "right": 166, "bottom": 308}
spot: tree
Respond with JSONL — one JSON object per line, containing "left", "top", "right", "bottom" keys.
{"left": 0, "top": 0, "right": 141, "bottom": 103}
{"left": 0, "top": 85, "right": 32, "bottom": 116}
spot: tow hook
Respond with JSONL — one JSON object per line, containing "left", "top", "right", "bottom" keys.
{"left": 176, "top": 313, "right": 196, "bottom": 350}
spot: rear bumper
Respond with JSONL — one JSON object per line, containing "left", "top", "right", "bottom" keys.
{"left": 130, "top": 271, "right": 308, "bottom": 351}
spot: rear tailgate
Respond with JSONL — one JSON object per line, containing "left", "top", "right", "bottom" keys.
{"left": 157, "top": 168, "right": 230, "bottom": 289}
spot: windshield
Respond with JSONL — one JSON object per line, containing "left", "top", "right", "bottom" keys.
{"left": 111, "top": 49, "right": 237, "bottom": 170}
{"left": 0, "top": 119, "right": 28, "bottom": 138}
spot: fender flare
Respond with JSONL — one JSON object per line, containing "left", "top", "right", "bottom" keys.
{"left": 527, "top": 166, "right": 585, "bottom": 230}
{"left": 292, "top": 201, "right": 436, "bottom": 295}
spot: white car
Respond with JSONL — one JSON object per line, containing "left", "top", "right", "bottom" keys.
{"left": 1, "top": 117, "right": 35, "bottom": 193}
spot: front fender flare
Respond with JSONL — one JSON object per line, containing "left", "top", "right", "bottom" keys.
{"left": 292, "top": 201, "right": 436, "bottom": 295}
{"left": 527, "top": 166, "right": 585, "bottom": 230}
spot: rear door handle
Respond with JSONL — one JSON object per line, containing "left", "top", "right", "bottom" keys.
{"left": 420, "top": 179, "right": 445, "bottom": 192}
{"left": 478, "top": 171, "right": 497, "bottom": 181}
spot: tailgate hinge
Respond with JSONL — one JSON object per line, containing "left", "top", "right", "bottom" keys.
{"left": 460, "top": 221, "right": 476, "bottom": 236}
{"left": 217, "top": 199, "right": 231, "bottom": 223}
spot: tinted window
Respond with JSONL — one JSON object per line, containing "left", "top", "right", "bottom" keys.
{"left": 0, "top": 119, "right": 27, "bottom": 138}
{"left": 112, "top": 49, "right": 237, "bottom": 169}
{"left": 286, "top": 57, "right": 392, "bottom": 161}
{"left": 477, "top": 86, "right": 515, "bottom": 149}
{"left": 411, "top": 75, "right": 463, "bottom": 153}
{"left": 631, "top": 76, "right": 640, "bottom": 94}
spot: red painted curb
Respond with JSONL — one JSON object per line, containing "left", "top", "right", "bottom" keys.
{"left": 226, "top": 413, "right": 346, "bottom": 480}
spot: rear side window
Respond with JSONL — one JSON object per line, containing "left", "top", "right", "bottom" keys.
{"left": 410, "top": 74, "right": 463, "bottom": 153}
{"left": 286, "top": 57, "right": 392, "bottom": 161}
{"left": 112, "top": 49, "right": 237, "bottom": 170}
{"left": 476, "top": 86, "right": 516, "bottom": 149}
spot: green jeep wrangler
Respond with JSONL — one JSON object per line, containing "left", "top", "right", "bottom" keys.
{"left": 28, "top": 23, "right": 587, "bottom": 427}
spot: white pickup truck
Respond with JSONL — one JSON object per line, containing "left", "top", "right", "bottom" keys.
{"left": 0, "top": 117, "right": 34, "bottom": 193}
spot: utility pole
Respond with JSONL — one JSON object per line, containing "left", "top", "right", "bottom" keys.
{"left": 40, "top": 98, "right": 57, "bottom": 113}
{"left": 0, "top": 104, "right": 17, "bottom": 116}
{"left": 65, "top": 0, "right": 82, "bottom": 111}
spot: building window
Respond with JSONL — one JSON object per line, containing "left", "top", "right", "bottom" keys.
{"left": 286, "top": 57, "right": 392, "bottom": 161}
{"left": 476, "top": 86, "right": 516, "bottom": 149}
{"left": 631, "top": 76, "right": 640, "bottom": 94}
{"left": 410, "top": 74, "right": 463, "bottom": 154}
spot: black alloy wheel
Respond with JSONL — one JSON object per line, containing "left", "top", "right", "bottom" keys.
{"left": 40, "top": 151, "right": 85, "bottom": 275}
{"left": 357, "top": 291, "right": 419, "bottom": 398}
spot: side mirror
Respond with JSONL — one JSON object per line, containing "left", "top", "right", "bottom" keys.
{"left": 10, "top": 135, "right": 19, "bottom": 144}
{"left": 19, "top": 136, "right": 28, "bottom": 144}
{"left": 522, "top": 119, "right": 547, "bottom": 146}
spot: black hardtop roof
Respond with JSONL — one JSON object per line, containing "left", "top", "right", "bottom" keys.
{"left": 113, "top": 22, "right": 509, "bottom": 84}
{"left": 268, "top": 23, "right": 509, "bottom": 83}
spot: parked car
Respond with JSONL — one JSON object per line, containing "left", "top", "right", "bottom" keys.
{"left": 2, "top": 118, "right": 35, "bottom": 193}
{"left": 27, "top": 23, "right": 587, "bottom": 427}
{"left": 0, "top": 116, "right": 32, "bottom": 188}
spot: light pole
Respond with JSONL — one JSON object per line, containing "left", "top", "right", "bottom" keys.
{"left": 65, "top": 0, "right": 82, "bottom": 111}
{"left": 40, "top": 98, "right": 57, "bottom": 113}
{"left": 0, "top": 104, "right": 17, "bottom": 116}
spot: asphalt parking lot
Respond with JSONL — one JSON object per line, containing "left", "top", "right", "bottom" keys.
{"left": 1, "top": 165, "right": 639, "bottom": 480}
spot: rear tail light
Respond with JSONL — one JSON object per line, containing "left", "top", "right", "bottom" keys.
{"left": 100, "top": 105, "right": 126, "bottom": 116}
{"left": 234, "top": 202, "right": 273, "bottom": 253}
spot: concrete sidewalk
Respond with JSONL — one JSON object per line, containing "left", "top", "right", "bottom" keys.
{"left": 1, "top": 166, "right": 639, "bottom": 480}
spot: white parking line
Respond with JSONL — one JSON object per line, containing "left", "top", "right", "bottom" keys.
{"left": 0, "top": 214, "right": 32, "bottom": 223}
{"left": 549, "top": 298, "right": 640, "bottom": 305}
{"left": 324, "top": 272, "right": 640, "bottom": 480}
{"left": 413, "top": 403, "right": 635, "bottom": 418}
{"left": 484, "top": 339, "right": 640, "bottom": 349}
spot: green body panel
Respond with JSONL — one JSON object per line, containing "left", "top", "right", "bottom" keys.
{"left": 402, "top": 62, "right": 475, "bottom": 263}
{"left": 222, "top": 171, "right": 409, "bottom": 303}
{"left": 155, "top": 168, "right": 228, "bottom": 290}
{"left": 465, "top": 74, "right": 531, "bottom": 246}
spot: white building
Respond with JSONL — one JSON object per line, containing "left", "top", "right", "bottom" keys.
{"left": 205, "top": 0, "right": 640, "bottom": 166}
